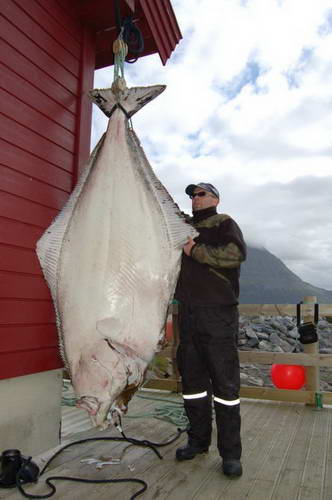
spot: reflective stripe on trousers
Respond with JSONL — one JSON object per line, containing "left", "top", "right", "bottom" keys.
{"left": 214, "top": 396, "right": 240, "bottom": 406}
{"left": 182, "top": 392, "right": 240, "bottom": 406}
{"left": 182, "top": 391, "right": 208, "bottom": 400}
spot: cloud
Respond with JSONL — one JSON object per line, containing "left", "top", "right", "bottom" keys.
{"left": 225, "top": 175, "right": 332, "bottom": 290}
{"left": 91, "top": 0, "right": 332, "bottom": 291}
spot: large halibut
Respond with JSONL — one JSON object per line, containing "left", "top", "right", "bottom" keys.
{"left": 36, "top": 82, "right": 195, "bottom": 427}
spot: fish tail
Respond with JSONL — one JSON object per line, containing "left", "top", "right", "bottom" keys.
{"left": 89, "top": 84, "right": 166, "bottom": 119}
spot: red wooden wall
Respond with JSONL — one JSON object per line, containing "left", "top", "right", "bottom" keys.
{"left": 0, "top": 0, "right": 95, "bottom": 379}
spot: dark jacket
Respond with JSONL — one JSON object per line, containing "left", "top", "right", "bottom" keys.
{"left": 175, "top": 207, "right": 246, "bottom": 306}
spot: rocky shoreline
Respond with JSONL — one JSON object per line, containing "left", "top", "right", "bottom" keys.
{"left": 150, "top": 315, "right": 332, "bottom": 393}
{"left": 239, "top": 315, "right": 332, "bottom": 392}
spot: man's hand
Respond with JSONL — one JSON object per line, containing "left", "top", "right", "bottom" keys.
{"left": 183, "top": 237, "right": 196, "bottom": 256}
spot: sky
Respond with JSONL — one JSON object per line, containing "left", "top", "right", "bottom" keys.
{"left": 91, "top": 0, "right": 332, "bottom": 291}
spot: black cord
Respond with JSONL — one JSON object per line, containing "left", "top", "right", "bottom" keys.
{"left": 15, "top": 425, "right": 186, "bottom": 499}
{"left": 122, "top": 16, "right": 144, "bottom": 63}
{"left": 314, "top": 303, "right": 319, "bottom": 324}
{"left": 16, "top": 474, "right": 147, "bottom": 500}
{"left": 114, "top": 0, "right": 122, "bottom": 35}
{"left": 39, "top": 434, "right": 162, "bottom": 476}
{"left": 118, "top": 414, "right": 185, "bottom": 450}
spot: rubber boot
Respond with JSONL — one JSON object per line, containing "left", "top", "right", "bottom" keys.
{"left": 176, "top": 396, "right": 212, "bottom": 461}
{"left": 222, "top": 459, "right": 243, "bottom": 477}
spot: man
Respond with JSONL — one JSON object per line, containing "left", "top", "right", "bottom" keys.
{"left": 175, "top": 182, "right": 246, "bottom": 477}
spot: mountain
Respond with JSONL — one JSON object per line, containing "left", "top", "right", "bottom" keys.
{"left": 239, "top": 246, "right": 332, "bottom": 304}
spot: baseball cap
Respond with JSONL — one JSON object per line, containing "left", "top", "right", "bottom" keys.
{"left": 185, "top": 183, "right": 220, "bottom": 199}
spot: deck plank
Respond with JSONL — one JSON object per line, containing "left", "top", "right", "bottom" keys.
{"left": 242, "top": 404, "right": 304, "bottom": 499}
{"left": 297, "top": 408, "right": 330, "bottom": 500}
{"left": 268, "top": 404, "right": 315, "bottom": 499}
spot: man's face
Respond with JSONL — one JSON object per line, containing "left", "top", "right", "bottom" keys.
{"left": 191, "top": 188, "right": 219, "bottom": 212}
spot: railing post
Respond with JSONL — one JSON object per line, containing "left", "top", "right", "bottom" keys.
{"left": 302, "top": 296, "right": 320, "bottom": 405}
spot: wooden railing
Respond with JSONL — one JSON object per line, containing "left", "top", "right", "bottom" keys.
{"left": 144, "top": 297, "right": 332, "bottom": 406}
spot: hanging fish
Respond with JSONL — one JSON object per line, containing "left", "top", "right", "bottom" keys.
{"left": 36, "top": 79, "right": 195, "bottom": 427}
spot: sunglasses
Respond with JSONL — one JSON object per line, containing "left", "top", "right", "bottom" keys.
{"left": 190, "top": 191, "right": 209, "bottom": 199}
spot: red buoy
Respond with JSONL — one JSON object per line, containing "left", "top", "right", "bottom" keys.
{"left": 271, "top": 364, "right": 306, "bottom": 390}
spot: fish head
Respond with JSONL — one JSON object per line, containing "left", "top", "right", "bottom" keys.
{"left": 72, "top": 338, "right": 146, "bottom": 427}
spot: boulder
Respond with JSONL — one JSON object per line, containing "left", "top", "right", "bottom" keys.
{"left": 245, "top": 328, "right": 258, "bottom": 340}
{"left": 258, "top": 340, "right": 274, "bottom": 351}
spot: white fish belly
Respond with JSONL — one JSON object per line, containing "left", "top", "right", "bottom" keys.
{"left": 37, "top": 84, "right": 196, "bottom": 425}
{"left": 59, "top": 111, "right": 176, "bottom": 369}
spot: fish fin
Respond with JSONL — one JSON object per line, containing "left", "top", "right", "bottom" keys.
{"left": 89, "top": 85, "right": 166, "bottom": 118}
{"left": 36, "top": 135, "right": 105, "bottom": 370}
{"left": 36, "top": 135, "right": 105, "bottom": 287}
{"left": 128, "top": 129, "right": 198, "bottom": 249}
{"left": 96, "top": 317, "right": 123, "bottom": 340}
{"left": 105, "top": 339, "right": 141, "bottom": 360}
{"left": 96, "top": 317, "right": 131, "bottom": 356}
{"left": 97, "top": 318, "right": 148, "bottom": 361}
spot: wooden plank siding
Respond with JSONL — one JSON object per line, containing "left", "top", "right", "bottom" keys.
{"left": 0, "top": 0, "right": 95, "bottom": 380}
{"left": 140, "top": 0, "right": 173, "bottom": 65}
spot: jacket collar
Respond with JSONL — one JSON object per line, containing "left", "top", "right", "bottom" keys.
{"left": 192, "top": 206, "right": 217, "bottom": 222}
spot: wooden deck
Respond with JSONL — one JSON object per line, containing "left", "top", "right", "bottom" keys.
{"left": 1, "top": 391, "right": 331, "bottom": 500}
